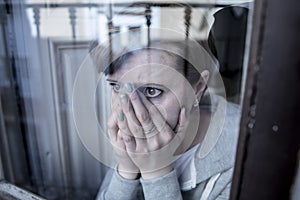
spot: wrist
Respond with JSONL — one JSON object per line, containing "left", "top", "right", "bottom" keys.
{"left": 117, "top": 164, "right": 140, "bottom": 180}
{"left": 141, "top": 165, "right": 173, "bottom": 180}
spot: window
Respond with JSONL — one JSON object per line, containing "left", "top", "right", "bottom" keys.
{"left": 3, "top": 1, "right": 298, "bottom": 200}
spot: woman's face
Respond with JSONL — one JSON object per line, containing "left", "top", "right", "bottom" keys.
{"left": 107, "top": 50, "right": 200, "bottom": 130}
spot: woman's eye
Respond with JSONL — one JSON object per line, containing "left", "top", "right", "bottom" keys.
{"left": 110, "top": 83, "right": 120, "bottom": 93}
{"left": 143, "top": 87, "right": 163, "bottom": 98}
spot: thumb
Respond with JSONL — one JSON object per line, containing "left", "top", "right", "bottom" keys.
{"left": 174, "top": 107, "right": 187, "bottom": 134}
{"left": 174, "top": 107, "right": 188, "bottom": 144}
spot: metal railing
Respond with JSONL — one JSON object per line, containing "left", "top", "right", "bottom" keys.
{"left": 25, "top": 2, "right": 230, "bottom": 39}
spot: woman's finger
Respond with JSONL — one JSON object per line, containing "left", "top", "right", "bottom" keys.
{"left": 116, "top": 130, "right": 126, "bottom": 150}
{"left": 120, "top": 130, "right": 136, "bottom": 152}
{"left": 107, "top": 113, "right": 118, "bottom": 142}
{"left": 128, "top": 89, "right": 157, "bottom": 137}
{"left": 107, "top": 114, "right": 126, "bottom": 154}
{"left": 138, "top": 91, "right": 173, "bottom": 134}
{"left": 175, "top": 107, "right": 187, "bottom": 142}
{"left": 174, "top": 107, "right": 187, "bottom": 134}
{"left": 172, "top": 107, "right": 189, "bottom": 153}
{"left": 119, "top": 93, "right": 144, "bottom": 138}
{"left": 119, "top": 93, "right": 148, "bottom": 151}
{"left": 137, "top": 91, "right": 176, "bottom": 146}
{"left": 117, "top": 110, "right": 132, "bottom": 137}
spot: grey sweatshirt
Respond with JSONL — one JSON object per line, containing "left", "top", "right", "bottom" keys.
{"left": 96, "top": 99, "right": 240, "bottom": 200}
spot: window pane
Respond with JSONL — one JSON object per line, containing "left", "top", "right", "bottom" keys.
{"left": 0, "top": 0, "right": 253, "bottom": 199}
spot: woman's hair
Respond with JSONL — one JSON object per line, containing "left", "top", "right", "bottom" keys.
{"left": 103, "top": 47, "right": 201, "bottom": 87}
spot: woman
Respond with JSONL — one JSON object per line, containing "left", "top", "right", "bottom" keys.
{"left": 95, "top": 40, "right": 241, "bottom": 200}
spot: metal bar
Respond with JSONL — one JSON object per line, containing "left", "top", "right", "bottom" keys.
{"left": 107, "top": 2, "right": 113, "bottom": 69}
{"left": 108, "top": 21, "right": 113, "bottom": 70}
{"left": 126, "top": 2, "right": 229, "bottom": 8}
{"left": 68, "top": 7, "right": 76, "bottom": 39}
{"left": 115, "top": 11, "right": 145, "bottom": 16}
{"left": 184, "top": 6, "right": 192, "bottom": 39}
{"left": 230, "top": 0, "right": 300, "bottom": 199}
{"left": 183, "top": 6, "right": 191, "bottom": 78}
{"left": 145, "top": 5, "right": 151, "bottom": 47}
{"left": 24, "top": 2, "right": 229, "bottom": 9}
{"left": 32, "top": 7, "right": 40, "bottom": 38}
{"left": 25, "top": 3, "right": 100, "bottom": 9}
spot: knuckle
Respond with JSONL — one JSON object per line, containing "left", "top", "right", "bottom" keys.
{"left": 123, "top": 135, "right": 133, "bottom": 143}
{"left": 137, "top": 112, "right": 149, "bottom": 123}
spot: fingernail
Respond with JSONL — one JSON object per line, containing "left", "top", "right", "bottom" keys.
{"left": 124, "top": 83, "right": 133, "bottom": 93}
{"left": 118, "top": 112, "right": 124, "bottom": 121}
{"left": 120, "top": 94, "right": 128, "bottom": 104}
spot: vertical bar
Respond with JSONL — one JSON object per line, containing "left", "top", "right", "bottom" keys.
{"left": 107, "top": 2, "right": 113, "bottom": 71}
{"left": 32, "top": 6, "right": 40, "bottom": 38}
{"left": 107, "top": 20, "right": 113, "bottom": 72}
{"left": 184, "top": 6, "right": 191, "bottom": 40}
{"left": 183, "top": 6, "right": 192, "bottom": 77}
{"left": 231, "top": 0, "right": 300, "bottom": 199}
{"left": 145, "top": 5, "right": 151, "bottom": 47}
{"left": 69, "top": 7, "right": 76, "bottom": 40}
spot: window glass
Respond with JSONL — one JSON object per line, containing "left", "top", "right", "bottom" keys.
{"left": 0, "top": 0, "right": 253, "bottom": 199}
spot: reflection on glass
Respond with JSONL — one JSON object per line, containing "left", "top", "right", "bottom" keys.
{"left": 0, "top": 0, "right": 253, "bottom": 199}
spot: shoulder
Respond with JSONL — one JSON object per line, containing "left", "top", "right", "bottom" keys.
{"left": 193, "top": 99, "right": 241, "bottom": 198}
{"left": 195, "top": 97, "right": 241, "bottom": 182}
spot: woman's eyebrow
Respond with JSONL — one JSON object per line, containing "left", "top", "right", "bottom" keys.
{"left": 106, "top": 78, "right": 117, "bottom": 83}
{"left": 139, "top": 83, "right": 163, "bottom": 87}
{"left": 105, "top": 79, "right": 165, "bottom": 89}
